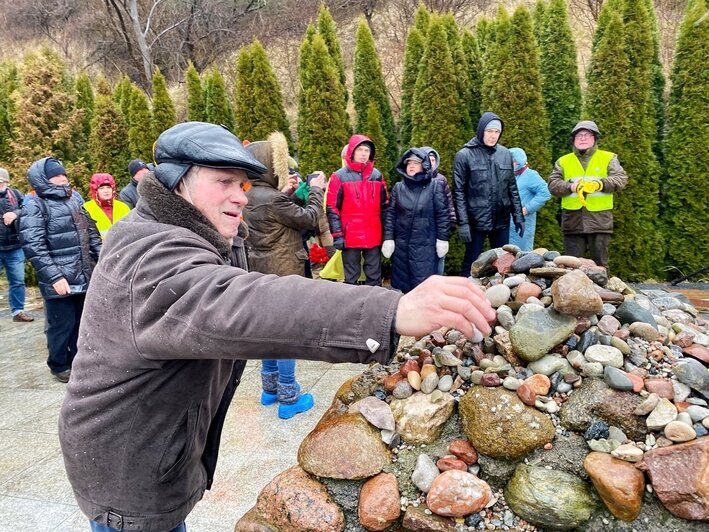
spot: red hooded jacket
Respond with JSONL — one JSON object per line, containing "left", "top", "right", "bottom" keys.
{"left": 326, "top": 135, "right": 388, "bottom": 249}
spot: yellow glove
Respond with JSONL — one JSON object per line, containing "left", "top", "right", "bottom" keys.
{"left": 577, "top": 180, "right": 603, "bottom": 207}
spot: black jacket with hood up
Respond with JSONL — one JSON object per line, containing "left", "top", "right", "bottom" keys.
{"left": 384, "top": 148, "right": 449, "bottom": 293}
{"left": 453, "top": 112, "right": 524, "bottom": 232}
{"left": 20, "top": 157, "right": 102, "bottom": 298}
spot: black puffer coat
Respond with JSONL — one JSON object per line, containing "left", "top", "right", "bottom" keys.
{"left": 453, "top": 112, "right": 523, "bottom": 232}
{"left": 384, "top": 148, "right": 449, "bottom": 293}
{"left": 20, "top": 157, "right": 102, "bottom": 299}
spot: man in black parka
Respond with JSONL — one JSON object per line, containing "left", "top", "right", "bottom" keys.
{"left": 453, "top": 112, "right": 525, "bottom": 276}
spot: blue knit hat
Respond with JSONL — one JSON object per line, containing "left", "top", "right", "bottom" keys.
{"left": 44, "top": 158, "right": 66, "bottom": 179}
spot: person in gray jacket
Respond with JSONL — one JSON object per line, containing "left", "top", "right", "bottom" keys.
{"left": 58, "top": 122, "right": 496, "bottom": 532}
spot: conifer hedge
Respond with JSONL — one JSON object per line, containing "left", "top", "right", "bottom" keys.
{"left": 151, "top": 67, "right": 176, "bottom": 141}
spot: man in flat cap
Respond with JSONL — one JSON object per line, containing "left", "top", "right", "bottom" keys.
{"left": 58, "top": 122, "right": 496, "bottom": 532}
{"left": 548, "top": 120, "right": 628, "bottom": 268}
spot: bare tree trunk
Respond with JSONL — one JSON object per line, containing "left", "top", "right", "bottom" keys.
{"left": 128, "top": 0, "right": 153, "bottom": 84}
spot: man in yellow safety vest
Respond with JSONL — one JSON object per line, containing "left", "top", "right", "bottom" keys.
{"left": 548, "top": 120, "right": 628, "bottom": 268}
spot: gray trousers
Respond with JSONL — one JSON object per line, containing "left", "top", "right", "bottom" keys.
{"left": 342, "top": 247, "right": 382, "bottom": 286}
{"left": 564, "top": 233, "right": 610, "bottom": 268}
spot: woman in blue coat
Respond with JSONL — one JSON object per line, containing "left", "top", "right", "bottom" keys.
{"left": 382, "top": 148, "right": 450, "bottom": 293}
{"left": 508, "top": 147, "right": 551, "bottom": 251}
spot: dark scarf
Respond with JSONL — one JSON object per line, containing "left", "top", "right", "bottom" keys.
{"left": 138, "top": 174, "right": 233, "bottom": 260}
{"left": 514, "top": 163, "right": 529, "bottom": 176}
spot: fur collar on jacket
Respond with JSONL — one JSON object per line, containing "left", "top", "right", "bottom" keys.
{"left": 138, "top": 173, "right": 248, "bottom": 260}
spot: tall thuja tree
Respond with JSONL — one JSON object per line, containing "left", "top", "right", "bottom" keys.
{"left": 90, "top": 89, "right": 130, "bottom": 187}
{"left": 662, "top": 0, "right": 709, "bottom": 276}
{"left": 297, "top": 31, "right": 349, "bottom": 176}
{"left": 113, "top": 75, "right": 133, "bottom": 127}
{"left": 483, "top": 6, "right": 559, "bottom": 250}
{"left": 151, "top": 67, "right": 176, "bottom": 141}
{"left": 414, "top": 2, "right": 430, "bottom": 35}
{"left": 363, "top": 101, "right": 390, "bottom": 184}
{"left": 0, "top": 62, "right": 18, "bottom": 166}
{"left": 585, "top": 7, "right": 651, "bottom": 280}
{"left": 411, "top": 15, "right": 461, "bottom": 181}
{"left": 612, "top": 0, "right": 662, "bottom": 279}
{"left": 235, "top": 41, "right": 291, "bottom": 144}
{"left": 75, "top": 73, "right": 94, "bottom": 148}
{"left": 127, "top": 84, "right": 153, "bottom": 162}
{"left": 475, "top": 18, "right": 493, "bottom": 57}
{"left": 644, "top": 0, "right": 666, "bottom": 165}
{"left": 539, "top": 0, "right": 581, "bottom": 164}
{"left": 204, "top": 67, "right": 235, "bottom": 132}
{"left": 317, "top": 2, "right": 349, "bottom": 133}
{"left": 352, "top": 18, "right": 397, "bottom": 178}
{"left": 185, "top": 62, "right": 206, "bottom": 122}
{"left": 399, "top": 27, "right": 425, "bottom": 148}
{"left": 461, "top": 29, "right": 482, "bottom": 136}
{"left": 533, "top": 0, "right": 547, "bottom": 45}
{"left": 11, "top": 48, "right": 84, "bottom": 179}
{"left": 441, "top": 14, "right": 473, "bottom": 142}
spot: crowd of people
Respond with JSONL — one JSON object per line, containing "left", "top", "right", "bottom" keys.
{"left": 0, "top": 114, "right": 629, "bottom": 531}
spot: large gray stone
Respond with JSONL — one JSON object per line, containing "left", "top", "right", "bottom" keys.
{"left": 551, "top": 269, "right": 603, "bottom": 316}
{"left": 615, "top": 300, "right": 657, "bottom": 327}
{"left": 560, "top": 378, "right": 647, "bottom": 441}
{"left": 510, "top": 308, "right": 577, "bottom": 362}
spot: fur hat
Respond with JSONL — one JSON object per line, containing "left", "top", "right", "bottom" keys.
{"left": 0, "top": 168, "right": 9, "bottom": 183}
{"left": 245, "top": 131, "right": 291, "bottom": 190}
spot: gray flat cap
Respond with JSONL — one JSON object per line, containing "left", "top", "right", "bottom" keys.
{"left": 153, "top": 122, "right": 267, "bottom": 190}
{"left": 571, "top": 120, "right": 601, "bottom": 137}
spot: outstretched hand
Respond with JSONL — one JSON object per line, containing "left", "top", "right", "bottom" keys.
{"left": 395, "top": 275, "right": 495, "bottom": 340}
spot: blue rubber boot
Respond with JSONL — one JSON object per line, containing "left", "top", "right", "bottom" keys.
{"left": 277, "top": 382, "right": 314, "bottom": 419}
{"left": 260, "top": 371, "right": 278, "bottom": 406}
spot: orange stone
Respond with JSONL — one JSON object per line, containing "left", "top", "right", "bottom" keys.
{"left": 383, "top": 373, "right": 405, "bottom": 393}
{"left": 449, "top": 439, "right": 478, "bottom": 465}
{"left": 514, "top": 282, "right": 543, "bottom": 303}
{"left": 358, "top": 472, "right": 401, "bottom": 531}
{"left": 626, "top": 373, "right": 645, "bottom": 393}
{"left": 584, "top": 452, "right": 645, "bottom": 521}
{"left": 436, "top": 457, "right": 468, "bottom": 472}
{"left": 427, "top": 470, "right": 492, "bottom": 517}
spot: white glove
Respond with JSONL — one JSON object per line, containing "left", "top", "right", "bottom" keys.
{"left": 436, "top": 239, "right": 449, "bottom": 258}
{"left": 381, "top": 240, "right": 395, "bottom": 259}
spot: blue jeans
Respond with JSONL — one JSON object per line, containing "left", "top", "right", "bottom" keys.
{"left": 261, "top": 359, "right": 296, "bottom": 387}
{"left": 90, "top": 520, "right": 186, "bottom": 532}
{"left": 0, "top": 247, "right": 26, "bottom": 315}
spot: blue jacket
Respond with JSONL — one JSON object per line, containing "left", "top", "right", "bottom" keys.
{"left": 384, "top": 148, "right": 449, "bottom": 293}
{"left": 20, "top": 158, "right": 102, "bottom": 299}
{"left": 508, "top": 148, "right": 551, "bottom": 216}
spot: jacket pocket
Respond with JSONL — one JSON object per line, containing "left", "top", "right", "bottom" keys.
{"left": 157, "top": 404, "right": 200, "bottom": 484}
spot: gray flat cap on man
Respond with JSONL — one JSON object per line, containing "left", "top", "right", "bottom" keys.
{"left": 153, "top": 122, "right": 267, "bottom": 190}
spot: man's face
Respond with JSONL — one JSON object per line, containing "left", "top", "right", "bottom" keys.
{"left": 49, "top": 174, "right": 69, "bottom": 186}
{"left": 574, "top": 129, "right": 596, "bottom": 151}
{"left": 406, "top": 160, "right": 423, "bottom": 177}
{"left": 483, "top": 129, "right": 501, "bottom": 147}
{"left": 134, "top": 168, "right": 149, "bottom": 182}
{"left": 0, "top": 180, "right": 7, "bottom": 191}
{"left": 429, "top": 154, "right": 437, "bottom": 170}
{"left": 181, "top": 167, "right": 250, "bottom": 240}
{"left": 353, "top": 145, "right": 371, "bottom": 164}
{"left": 97, "top": 185, "right": 113, "bottom": 201}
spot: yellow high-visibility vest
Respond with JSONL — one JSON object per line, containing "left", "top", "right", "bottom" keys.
{"left": 559, "top": 149, "right": 615, "bottom": 212}
{"left": 84, "top": 199, "right": 131, "bottom": 239}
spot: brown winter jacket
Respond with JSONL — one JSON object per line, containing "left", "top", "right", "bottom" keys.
{"left": 245, "top": 133, "right": 323, "bottom": 276}
{"left": 548, "top": 145, "right": 628, "bottom": 234}
{"left": 58, "top": 173, "right": 401, "bottom": 531}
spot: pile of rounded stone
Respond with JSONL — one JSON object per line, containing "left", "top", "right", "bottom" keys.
{"left": 235, "top": 246, "right": 708, "bottom": 532}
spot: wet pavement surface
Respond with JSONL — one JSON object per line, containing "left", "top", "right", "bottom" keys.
{"left": 0, "top": 280, "right": 365, "bottom": 531}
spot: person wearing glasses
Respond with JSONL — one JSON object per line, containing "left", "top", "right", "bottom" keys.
{"left": 548, "top": 121, "right": 628, "bottom": 268}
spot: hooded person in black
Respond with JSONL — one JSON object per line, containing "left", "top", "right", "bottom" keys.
{"left": 453, "top": 112, "right": 524, "bottom": 276}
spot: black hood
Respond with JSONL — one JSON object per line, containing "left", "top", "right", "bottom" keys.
{"left": 395, "top": 147, "right": 433, "bottom": 184}
{"left": 467, "top": 111, "right": 504, "bottom": 146}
